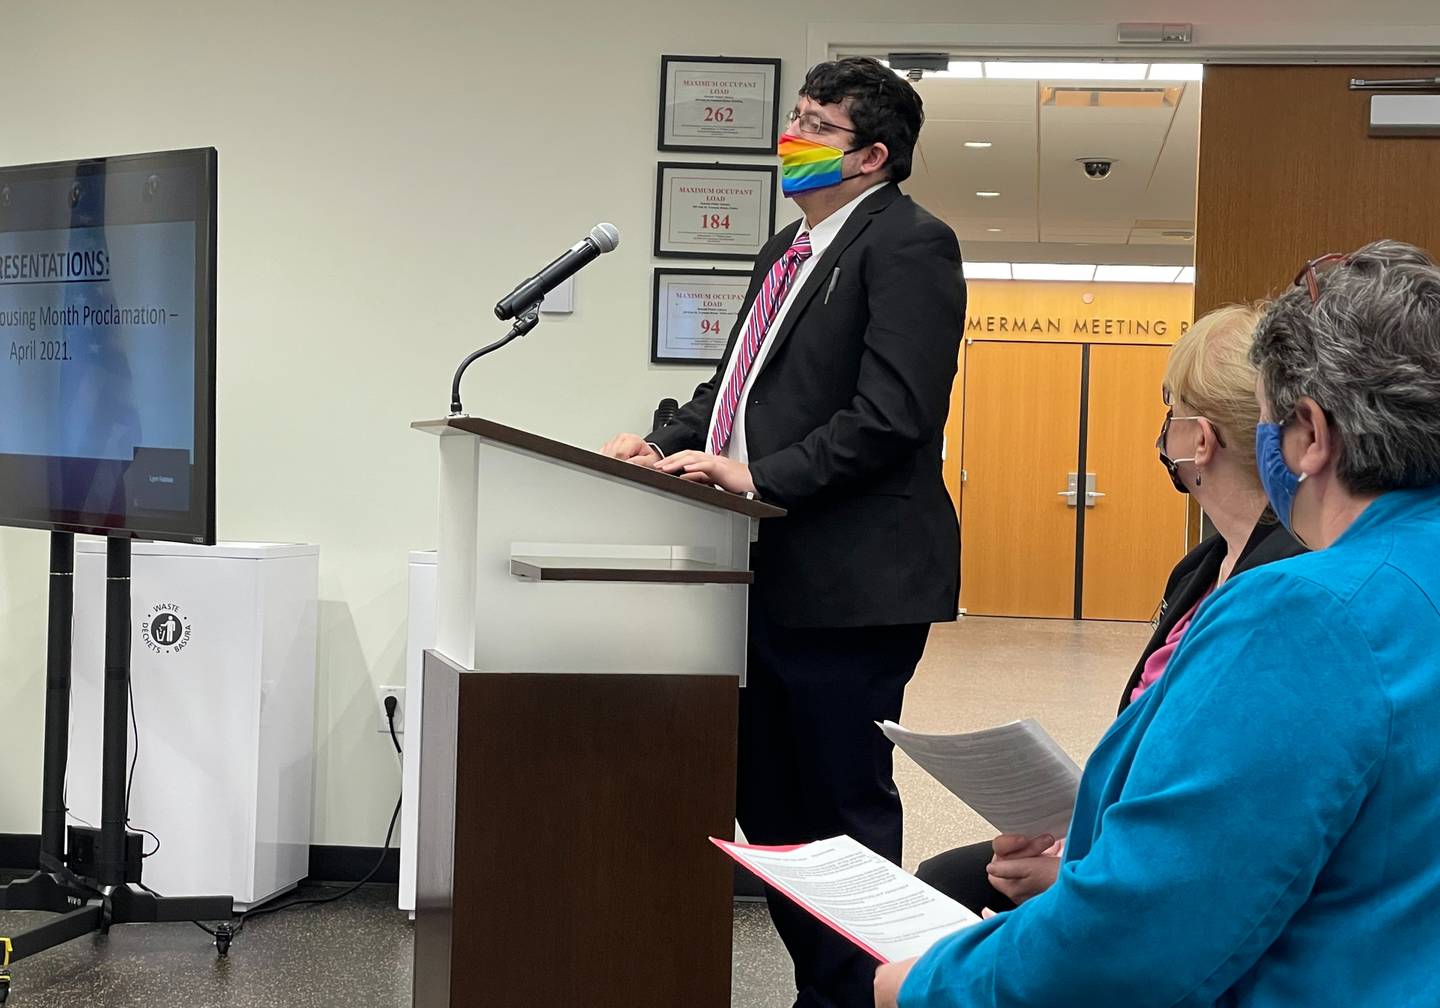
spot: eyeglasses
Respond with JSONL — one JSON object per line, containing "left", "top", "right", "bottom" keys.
{"left": 1293, "top": 252, "right": 1350, "bottom": 304}
{"left": 1158, "top": 389, "right": 1224, "bottom": 493}
{"left": 787, "top": 108, "right": 857, "bottom": 137}
{"left": 1160, "top": 388, "right": 1226, "bottom": 444}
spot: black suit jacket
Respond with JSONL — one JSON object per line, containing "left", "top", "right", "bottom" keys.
{"left": 648, "top": 183, "right": 965, "bottom": 628}
{"left": 1117, "top": 519, "right": 1306, "bottom": 713}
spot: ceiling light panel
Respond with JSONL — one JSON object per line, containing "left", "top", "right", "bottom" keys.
{"left": 1012, "top": 263, "right": 1098, "bottom": 281}
{"left": 984, "top": 61, "right": 1149, "bottom": 81}
{"left": 964, "top": 262, "right": 1014, "bottom": 279}
{"left": 1094, "top": 265, "right": 1184, "bottom": 283}
{"left": 957, "top": 261, "right": 1193, "bottom": 281}
{"left": 886, "top": 60, "right": 982, "bottom": 80}
{"left": 943, "top": 61, "right": 984, "bottom": 77}
{"left": 1148, "top": 63, "right": 1204, "bottom": 81}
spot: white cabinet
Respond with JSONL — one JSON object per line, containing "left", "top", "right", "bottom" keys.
{"left": 67, "top": 540, "right": 319, "bottom": 910}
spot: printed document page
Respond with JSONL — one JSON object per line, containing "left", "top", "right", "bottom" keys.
{"left": 880, "top": 719, "right": 1081, "bottom": 839}
{"left": 713, "top": 835, "right": 980, "bottom": 963}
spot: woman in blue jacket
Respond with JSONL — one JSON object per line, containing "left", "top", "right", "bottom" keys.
{"left": 877, "top": 239, "right": 1440, "bottom": 1007}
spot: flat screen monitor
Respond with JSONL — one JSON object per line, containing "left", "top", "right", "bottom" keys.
{"left": 0, "top": 147, "right": 216, "bottom": 544}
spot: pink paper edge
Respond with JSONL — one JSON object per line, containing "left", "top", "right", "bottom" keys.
{"left": 709, "top": 837, "right": 891, "bottom": 964}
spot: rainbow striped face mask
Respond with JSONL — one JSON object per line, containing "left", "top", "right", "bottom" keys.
{"left": 778, "top": 133, "right": 862, "bottom": 196}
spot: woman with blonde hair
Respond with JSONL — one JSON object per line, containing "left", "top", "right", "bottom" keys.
{"left": 915, "top": 302, "right": 1305, "bottom": 912}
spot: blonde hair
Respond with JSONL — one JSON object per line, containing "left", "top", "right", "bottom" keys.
{"left": 1164, "top": 303, "right": 1266, "bottom": 474}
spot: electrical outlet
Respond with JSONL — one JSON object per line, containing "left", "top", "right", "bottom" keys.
{"left": 377, "top": 687, "right": 405, "bottom": 735}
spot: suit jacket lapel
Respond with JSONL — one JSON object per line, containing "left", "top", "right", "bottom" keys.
{"left": 762, "top": 184, "right": 900, "bottom": 363}
{"left": 1157, "top": 539, "right": 1225, "bottom": 637}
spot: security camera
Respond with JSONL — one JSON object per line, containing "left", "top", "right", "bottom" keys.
{"left": 1078, "top": 158, "right": 1115, "bottom": 180}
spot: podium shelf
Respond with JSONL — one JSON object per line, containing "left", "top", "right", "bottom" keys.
{"left": 510, "top": 555, "right": 753, "bottom": 585}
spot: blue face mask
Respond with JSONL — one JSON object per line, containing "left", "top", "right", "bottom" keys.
{"left": 1256, "top": 421, "right": 1306, "bottom": 533}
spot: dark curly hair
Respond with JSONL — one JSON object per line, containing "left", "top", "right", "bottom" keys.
{"left": 798, "top": 56, "right": 925, "bottom": 183}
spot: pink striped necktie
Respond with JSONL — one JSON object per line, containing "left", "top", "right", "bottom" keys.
{"left": 708, "top": 231, "right": 813, "bottom": 455}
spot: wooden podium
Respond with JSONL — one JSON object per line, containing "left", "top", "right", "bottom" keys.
{"left": 410, "top": 417, "right": 783, "bottom": 1008}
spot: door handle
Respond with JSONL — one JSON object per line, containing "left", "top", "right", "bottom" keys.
{"left": 1083, "top": 473, "right": 1104, "bottom": 507}
{"left": 1058, "top": 472, "right": 1079, "bottom": 507}
{"left": 1058, "top": 474, "right": 1104, "bottom": 508}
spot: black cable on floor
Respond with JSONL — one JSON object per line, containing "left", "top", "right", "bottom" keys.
{"left": 196, "top": 700, "right": 405, "bottom": 947}
{"left": 227, "top": 794, "right": 402, "bottom": 938}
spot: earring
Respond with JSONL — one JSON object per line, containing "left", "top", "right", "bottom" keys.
{"left": 1195, "top": 468, "right": 1203, "bottom": 486}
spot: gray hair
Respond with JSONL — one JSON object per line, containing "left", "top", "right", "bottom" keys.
{"left": 1250, "top": 239, "right": 1440, "bottom": 493}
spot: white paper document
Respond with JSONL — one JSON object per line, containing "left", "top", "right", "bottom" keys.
{"left": 712, "top": 835, "right": 980, "bottom": 963}
{"left": 881, "top": 718, "right": 1082, "bottom": 839}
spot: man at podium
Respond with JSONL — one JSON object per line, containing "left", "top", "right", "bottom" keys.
{"left": 603, "top": 56, "right": 965, "bottom": 1008}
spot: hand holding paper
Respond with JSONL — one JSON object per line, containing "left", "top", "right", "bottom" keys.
{"left": 873, "top": 956, "right": 919, "bottom": 1008}
{"left": 712, "top": 835, "right": 980, "bottom": 964}
{"left": 880, "top": 718, "right": 1081, "bottom": 839}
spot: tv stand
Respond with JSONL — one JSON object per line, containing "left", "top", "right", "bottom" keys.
{"left": 0, "top": 533, "right": 233, "bottom": 1002}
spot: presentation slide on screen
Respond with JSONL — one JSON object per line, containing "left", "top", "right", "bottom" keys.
{"left": 0, "top": 221, "right": 196, "bottom": 463}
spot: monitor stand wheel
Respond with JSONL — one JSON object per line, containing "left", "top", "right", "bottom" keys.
{"left": 215, "top": 923, "right": 234, "bottom": 958}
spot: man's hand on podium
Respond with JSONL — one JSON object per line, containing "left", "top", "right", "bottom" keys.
{"left": 600, "top": 433, "right": 661, "bottom": 466}
{"left": 654, "top": 450, "right": 756, "bottom": 495}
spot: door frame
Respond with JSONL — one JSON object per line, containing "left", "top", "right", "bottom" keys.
{"left": 809, "top": 22, "right": 1440, "bottom": 69}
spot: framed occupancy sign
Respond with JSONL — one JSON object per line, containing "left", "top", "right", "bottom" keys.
{"left": 652, "top": 268, "right": 751, "bottom": 364}
{"left": 659, "top": 55, "right": 782, "bottom": 154}
{"left": 654, "top": 162, "right": 777, "bottom": 260}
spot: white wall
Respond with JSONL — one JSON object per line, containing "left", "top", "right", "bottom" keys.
{"left": 4, "top": 0, "right": 1440, "bottom": 846}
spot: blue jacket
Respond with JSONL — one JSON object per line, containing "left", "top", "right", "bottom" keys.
{"left": 902, "top": 486, "right": 1440, "bottom": 1007}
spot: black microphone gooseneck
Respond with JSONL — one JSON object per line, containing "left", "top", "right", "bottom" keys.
{"left": 449, "top": 301, "right": 542, "bottom": 415}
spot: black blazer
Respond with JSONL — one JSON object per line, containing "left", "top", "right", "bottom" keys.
{"left": 1117, "top": 520, "right": 1306, "bottom": 713}
{"left": 648, "top": 184, "right": 965, "bottom": 629}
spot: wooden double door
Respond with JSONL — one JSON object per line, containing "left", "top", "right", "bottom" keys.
{"left": 959, "top": 340, "right": 1188, "bottom": 621}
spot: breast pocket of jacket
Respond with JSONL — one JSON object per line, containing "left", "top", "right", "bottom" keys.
{"left": 816, "top": 266, "right": 863, "bottom": 313}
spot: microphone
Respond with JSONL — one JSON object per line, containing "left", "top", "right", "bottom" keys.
{"left": 494, "top": 223, "right": 620, "bottom": 320}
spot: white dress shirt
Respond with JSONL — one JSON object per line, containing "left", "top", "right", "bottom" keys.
{"left": 706, "top": 182, "right": 887, "bottom": 463}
